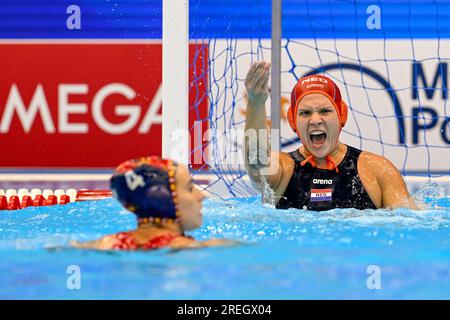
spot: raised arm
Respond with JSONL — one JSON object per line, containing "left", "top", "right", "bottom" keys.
{"left": 243, "top": 61, "right": 293, "bottom": 200}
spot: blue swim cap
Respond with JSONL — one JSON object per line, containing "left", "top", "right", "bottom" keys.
{"left": 110, "top": 156, "right": 179, "bottom": 221}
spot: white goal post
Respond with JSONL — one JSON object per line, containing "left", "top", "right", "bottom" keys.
{"left": 162, "top": 0, "right": 189, "bottom": 164}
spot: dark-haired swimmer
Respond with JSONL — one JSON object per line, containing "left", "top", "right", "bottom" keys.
{"left": 72, "top": 156, "right": 234, "bottom": 251}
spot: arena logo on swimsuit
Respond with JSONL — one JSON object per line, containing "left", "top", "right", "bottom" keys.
{"left": 312, "top": 179, "right": 333, "bottom": 185}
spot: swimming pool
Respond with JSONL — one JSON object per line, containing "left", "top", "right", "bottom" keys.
{"left": 0, "top": 188, "right": 449, "bottom": 299}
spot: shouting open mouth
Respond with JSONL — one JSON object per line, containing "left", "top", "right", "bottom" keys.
{"left": 309, "top": 130, "right": 327, "bottom": 149}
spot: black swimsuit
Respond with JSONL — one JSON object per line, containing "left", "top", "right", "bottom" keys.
{"left": 276, "top": 145, "right": 377, "bottom": 211}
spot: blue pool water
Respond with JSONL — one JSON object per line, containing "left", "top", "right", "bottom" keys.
{"left": 0, "top": 192, "right": 449, "bottom": 299}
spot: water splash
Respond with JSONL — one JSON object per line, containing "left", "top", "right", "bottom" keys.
{"left": 413, "top": 182, "right": 448, "bottom": 208}
{"left": 0, "top": 196, "right": 449, "bottom": 299}
{"left": 260, "top": 174, "right": 276, "bottom": 207}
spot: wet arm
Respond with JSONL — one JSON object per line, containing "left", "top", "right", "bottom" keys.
{"left": 377, "top": 158, "right": 418, "bottom": 209}
{"left": 70, "top": 235, "right": 117, "bottom": 250}
{"left": 168, "top": 237, "right": 239, "bottom": 249}
{"left": 243, "top": 61, "right": 285, "bottom": 192}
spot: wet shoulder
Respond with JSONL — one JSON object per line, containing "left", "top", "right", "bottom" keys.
{"left": 356, "top": 151, "right": 385, "bottom": 208}
{"left": 358, "top": 151, "right": 396, "bottom": 178}
{"left": 280, "top": 151, "right": 296, "bottom": 168}
{"left": 168, "top": 235, "right": 198, "bottom": 249}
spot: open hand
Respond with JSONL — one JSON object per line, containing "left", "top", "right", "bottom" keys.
{"left": 244, "top": 61, "right": 271, "bottom": 107}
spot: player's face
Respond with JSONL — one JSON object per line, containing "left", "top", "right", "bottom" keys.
{"left": 296, "top": 93, "right": 340, "bottom": 158}
{"left": 175, "top": 164, "right": 205, "bottom": 231}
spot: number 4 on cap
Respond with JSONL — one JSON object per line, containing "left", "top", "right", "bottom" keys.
{"left": 125, "top": 171, "right": 145, "bottom": 191}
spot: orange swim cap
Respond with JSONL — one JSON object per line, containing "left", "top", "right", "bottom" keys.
{"left": 287, "top": 74, "right": 348, "bottom": 133}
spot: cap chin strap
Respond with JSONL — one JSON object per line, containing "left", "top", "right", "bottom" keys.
{"left": 300, "top": 153, "right": 339, "bottom": 173}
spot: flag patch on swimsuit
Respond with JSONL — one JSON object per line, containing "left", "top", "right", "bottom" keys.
{"left": 310, "top": 189, "right": 333, "bottom": 202}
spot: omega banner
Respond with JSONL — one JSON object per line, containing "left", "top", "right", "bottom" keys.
{"left": 0, "top": 42, "right": 207, "bottom": 168}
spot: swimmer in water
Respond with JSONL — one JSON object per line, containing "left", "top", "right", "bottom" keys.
{"left": 244, "top": 61, "right": 417, "bottom": 211}
{"left": 72, "top": 156, "right": 234, "bottom": 250}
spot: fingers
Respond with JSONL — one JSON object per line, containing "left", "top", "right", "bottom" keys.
{"left": 256, "top": 64, "right": 270, "bottom": 90}
{"left": 245, "top": 62, "right": 261, "bottom": 88}
{"left": 245, "top": 62, "right": 259, "bottom": 83}
{"left": 245, "top": 61, "right": 271, "bottom": 90}
{"left": 258, "top": 75, "right": 269, "bottom": 92}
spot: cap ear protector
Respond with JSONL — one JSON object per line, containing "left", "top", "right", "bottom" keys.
{"left": 340, "top": 100, "right": 348, "bottom": 129}
{"left": 287, "top": 97, "right": 297, "bottom": 133}
{"left": 288, "top": 75, "right": 348, "bottom": 133}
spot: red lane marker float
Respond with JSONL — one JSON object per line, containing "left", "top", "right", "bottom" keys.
{"left": 75, "top": 190, "right": 112, "bottom": 202}
{"left": 20, "top": 196, "right": 33, "bottom": 209}
{"left": 46, "top": 195, "right": 58, "bottom": 206}
{"left": 6, "top": 196, "right": 20, "bottom": 210}
{"left": 0, "top": 196, "right": 7, "bottom": 210}
{"left": 33, "top": 195, "right": 45, "bottom": 207}
{"left": 0, "top": 189, "right": 113, "bottom": 211}
{"left": 59, "top": 195, "right": 71, "bottom": 205}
